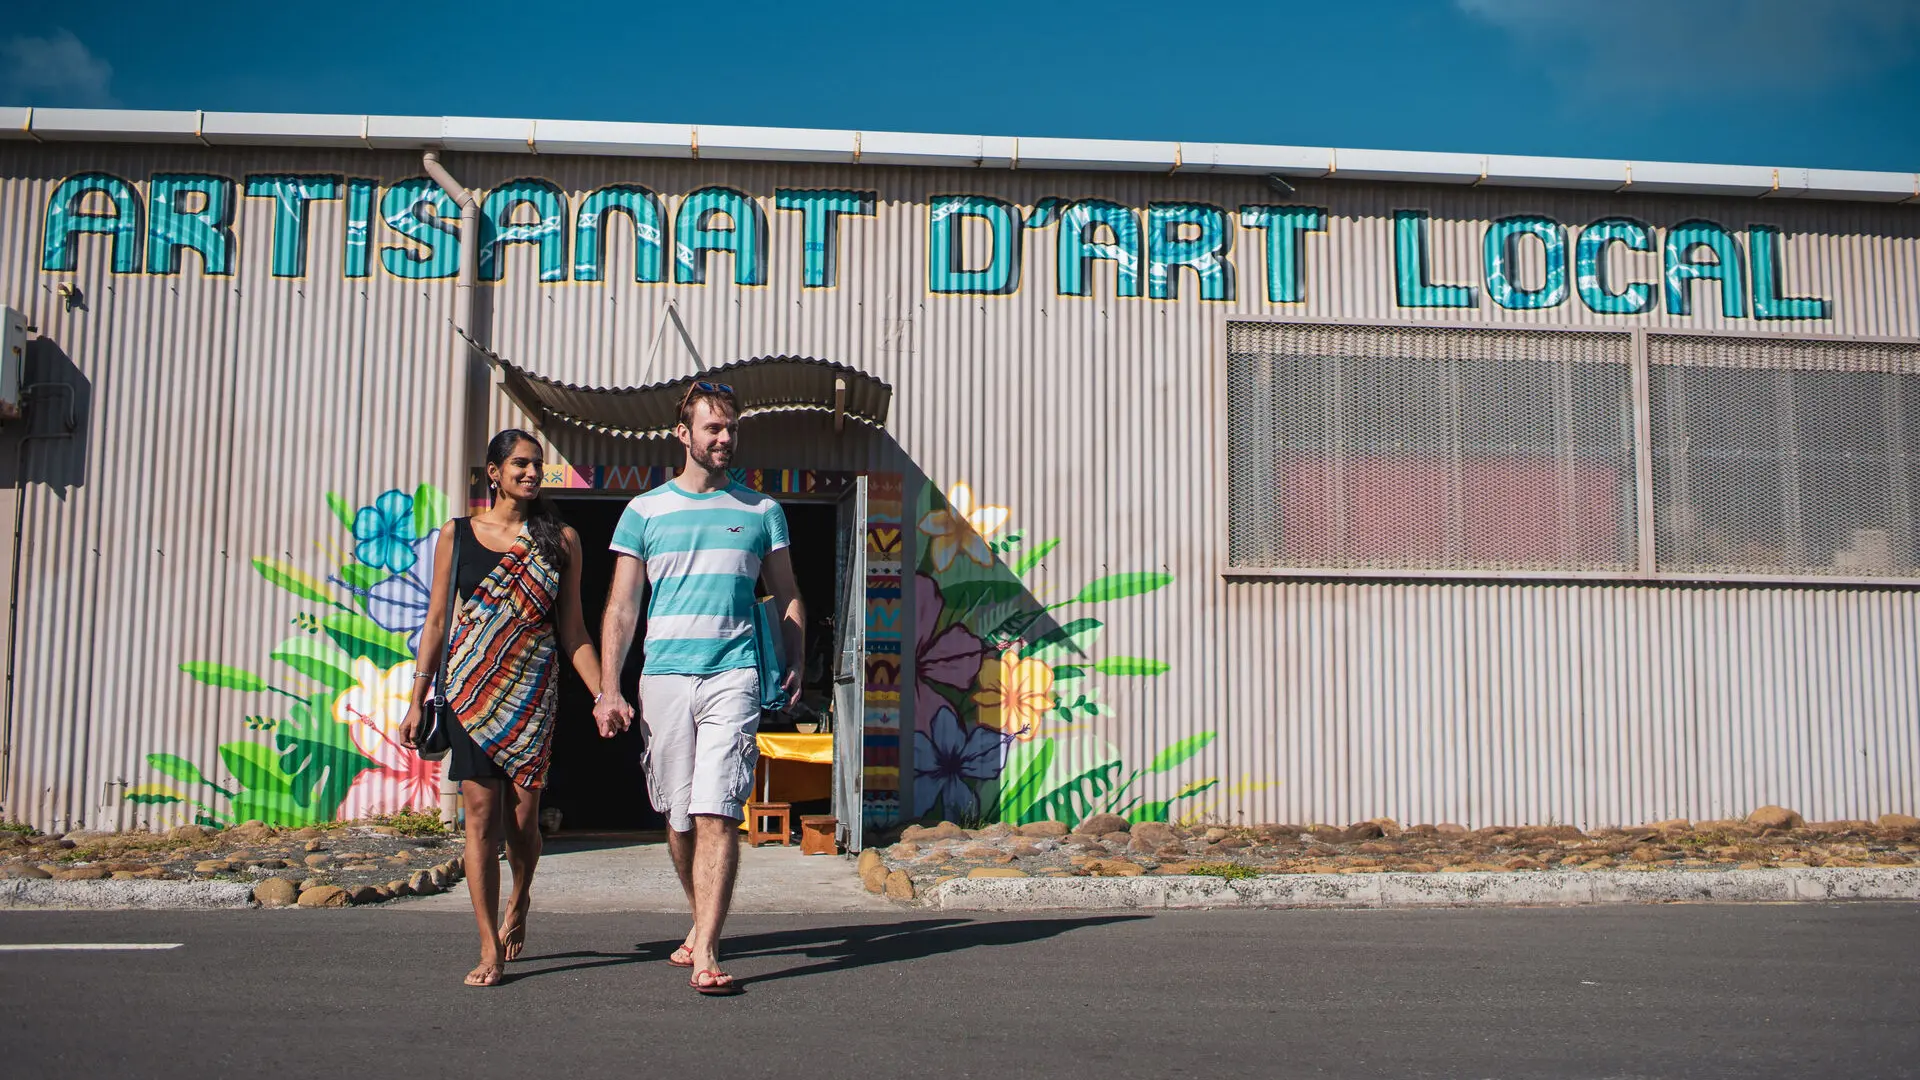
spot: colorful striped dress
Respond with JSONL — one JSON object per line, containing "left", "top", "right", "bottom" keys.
{"left": 444, "top": 523, "right": 560, "bottom": 789}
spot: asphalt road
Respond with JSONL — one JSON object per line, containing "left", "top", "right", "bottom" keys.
{"left": 2, "top": 903, "right": 1916, "bottom": 1079}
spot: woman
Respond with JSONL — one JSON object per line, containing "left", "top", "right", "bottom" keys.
{"left": 402, "top": 429, "right": 603, "bottom": 987}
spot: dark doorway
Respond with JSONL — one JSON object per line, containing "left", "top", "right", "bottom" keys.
{"left": 546, "top": 496, "right": 657, "bottom": 832}
{"left": 543, "top": 494, "right": 847, "bottom": 833}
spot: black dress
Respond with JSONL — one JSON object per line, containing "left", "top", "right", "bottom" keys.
{"left": 444, "top": 518, "right": 515, "bottom": 785}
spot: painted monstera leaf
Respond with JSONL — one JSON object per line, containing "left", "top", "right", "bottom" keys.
{"left": 274, "top": 697, "right": 377, "bottom": 815}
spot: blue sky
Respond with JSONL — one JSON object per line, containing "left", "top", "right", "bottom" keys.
{"left": 4, "top": 0, "right": 1917, "bottom": 172}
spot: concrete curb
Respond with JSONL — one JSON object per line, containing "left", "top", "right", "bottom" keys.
{"left": 923, "top": 867, "right": 1920, "bottom": 911}
{"left": 0, "top": 879, "right": 258, "bottom": 911}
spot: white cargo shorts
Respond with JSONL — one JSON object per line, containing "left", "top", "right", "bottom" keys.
{"left": 638, "top": 668, "right": 761, "bottom": 833}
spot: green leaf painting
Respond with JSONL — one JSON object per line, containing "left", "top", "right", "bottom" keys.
{"left": 337, "top": 563, "right": 387, "bottom": 590}
{"left": 1012, "top": 538, "right": 1060, "bottom": 575}
{"left": 270, "top": 636, "right": 357, "bottom": 692}
{"left": 253, "top": 557, "right": 337, "bottom": 606}
{"left": 1068, "top": 571, "right": 1173, "bottom": 605}
{"left": 413, "top": 483, "right": 447, "bottom": 539}
{"left": 146, "top": 752, "right": 208, "bottom": 788}
{"left": 1024, "top": 760, "right": 1124, "bottom": 826}
{"left": 325, "top": 492, "right": 356, "bottom": 531}
{"left": 321, "top": 612, "right": 412, "bottom": 668}
{"left": 943, "top": 579, "right": 1025, "bottom": 612}
{"left": 996, "top": 740, "right": 1057, "bottom": 825}
{"left": 1147, "top": 732, "right": 1215, "bottom": 774}
{"left": 275, "top": 699, "right": 377, "bottom": 813}
{"left": 179, "top": 663, "right": 271, "bottom": 693}
{"left": 219, "top": 741, "right": 296, "bottom": 797}
{"left": 1094, "top": 656, "right": 1170, "bottom": 676}
{"left": 1022, "top": 617, "right": 1104, "bottom": 662}
{"left": 125, "top": 783, "right": 187, "bottom": 805}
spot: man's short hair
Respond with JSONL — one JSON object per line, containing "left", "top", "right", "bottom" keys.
{"left": 678, "top": 382, "right": 741, "bottom": 428}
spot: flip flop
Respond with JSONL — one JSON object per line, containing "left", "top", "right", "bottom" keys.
{"left": 465, "top": 963, "right": 504, "bottom": 988}
{"left": 668, "top": 944, "right": 694, "bottom": 968}
{"left": 499, "top": 919, "right": 527, "bottom": 962}
{"left": 690, "top": 969, "right": 742, "bottom": 996}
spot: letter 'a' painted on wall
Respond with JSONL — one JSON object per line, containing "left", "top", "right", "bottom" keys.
{"left": 149, "top": 173, "right": 236, "bottom": 276}
{"left": 928, "top": 195, "right": 1022, "bottom": 295}
{"left": 480, "top": 178, "right": 569, "bottom": 283}
{"left": 573, "top": 184, "right": 666, "bottom": 284}
{"left": 1664, "top": 220, "right": 1747, "bottom": 318}
{"left": 1575, "top": 217, "right": 1656, "bottom": 315}
{"left": 1483, "top": 215, "right": 1569, "bottom": 310}
{"left": 1394, "top": 210, "right": 1477, "bottom": 308}
{"left": 1238, "top": 205, "right": 1326, "bottom": 304}
{"left": 1749, "top": 225, "right": 1831, "bottom": 320}
{"left": 244, "top": 175, "right": 342, "bottom": 278}
{"left": 379, "top": 178, "right": 460, "bottom": 279}
{"left": 43, "top": 172, "right": 144, "bottom": 273}
{"left": 675, "top": 187, "right": 767, "bottom": 286}
{"left": 1057, "top": 200, "right": 1143, "bottom": 298}
{"left": 1146, "top": 202, "right": 1234, "bottom": 301}
{"left": 775, "top": 189, "right": 876, "bottom": 288}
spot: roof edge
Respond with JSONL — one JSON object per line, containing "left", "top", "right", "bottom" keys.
{"left": 2, "top": 105, "right": 1914, "bottom": 205}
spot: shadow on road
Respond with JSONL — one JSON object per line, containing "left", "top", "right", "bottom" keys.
{"left": 505, "top": 916, "right": 1148, "bottom": 985}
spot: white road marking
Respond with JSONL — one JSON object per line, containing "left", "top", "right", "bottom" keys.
{"left": 0, "top": 943, "right": 183, "bottom": 952}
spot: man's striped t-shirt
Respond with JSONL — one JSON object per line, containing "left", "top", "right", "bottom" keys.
{"left": 609, "top": 480, "right": 790, "bottom": 676}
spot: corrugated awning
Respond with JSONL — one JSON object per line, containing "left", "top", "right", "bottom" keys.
{"left": 457, "top": 329, "right": 892, "bottom": 439}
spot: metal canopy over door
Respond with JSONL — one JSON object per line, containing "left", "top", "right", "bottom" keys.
{"left": 830, "top": 476, "right": 867, "bottom": 852}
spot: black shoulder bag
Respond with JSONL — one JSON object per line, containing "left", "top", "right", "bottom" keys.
{"left": 416, "top": 521, "right": 464, "bottom": 758}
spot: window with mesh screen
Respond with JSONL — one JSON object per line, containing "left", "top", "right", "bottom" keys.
{"left": 1650, "top": 334, "right": 1920, "bottom": 577}
{"left": 1227, "top": 322, "right": 1639, "bottom": 573}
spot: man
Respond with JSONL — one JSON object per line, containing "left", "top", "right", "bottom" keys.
{"left": 594, "top": 380, "right": 803, "bottom": 996}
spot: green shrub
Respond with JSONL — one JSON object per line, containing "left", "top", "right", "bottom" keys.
{"left": 1187, "top": 863, "right": 1259, "bottom": 881}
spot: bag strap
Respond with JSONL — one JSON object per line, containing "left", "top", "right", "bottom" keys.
{"left": 432, "top": 518, "right": 464, "bottom": 705}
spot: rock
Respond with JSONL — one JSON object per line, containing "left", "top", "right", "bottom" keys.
{"left": 1356, "top": 841, "right": 1400, "bottom": 855}
{"left": 427, "top": 866, "right": 449, "bottom": 889}
{"left": 1504, "top": 857, "right": 1546, "bottom": 871}
{"left": 4, "top": 864, "right": 51, "bottom": 879}
{"left": 193, "top": 860, "right": 233, "bottom": 873}
{"left": 367, "top": 826, "right": 401, "bottom": 837}
{"left": 1080, "top": 859, "right": 1146, "bottom": 877}
{"left": 1748, "top": 806, "right": 1804, "bottom": 830}
{"left": 886, "top": 842, "right": 921, "bottom": 860}
{"left": 1366, "top": 817, "right": 1403, "bottom": 837}
{"left": 347, "top": 885, "right": 384, "bottom": 905}
{"left": 1098, "top": 830, "right": 1131, "bottom": 847}
{"left": 900, "top": 821, "right": 966, "bottom": 842}
{"left": 387, "top": 878, "right": 411, "bottom": 896}
{"left": 1873, "top": 853, "right": 1914, "bottom": 865}
{"left": 959, "top": 843, "right": 1003, "bottom": 860}
{"left": 1014, "top": 821, "right": 1068, "bottom": 838}
{"left": 303, "top": 854, "right": 332, "bottom": 868}
{"left": 1879, "top": 813, "right": 1920, "bottom": 830}
{"left": 1203, "top": 827, "right": 1231, "bottom": 843}
{"left": 1630, "top": 846, "right": 1664, "bottom": 863}
{"left": 1063, "top": 833, "right": 1104, "bottom": 847}
{"left": 407, "top": 870, "right": 440, "bottom": 896}
{"left": 1435, "top": 823, "right": 1467, "bottom": 835}
{"left": 1253, "top": 824, "right": 1302, "bottom": 841}
{"left": 253, "top": 859, "right": 288, "bottom": 870}
{"left": 291, "top": 827, "right": 326, "bottom": 840}
{"left": 226, "top": 821, "right": 275, "bottom": 843}
{"left": 303, "top": 839, "right": 327, "bottom": 853}
{"left": 49, "top": 867, "right": 110, "bottom": 881}
{"left": 1649, "top": 818, "right": 1691, "bottom": 832}
{"left": 1155, "top": 844, "right": 1187, "bottom": 859}
{"left": 296, "top": 877, "right": 320, "bottom": 893}
{"left": 1128, "top": 822, "right": 1178, "bottom": 851}
{"left": 253, "top": 878, "right": 299, "bottom": 906}
{"left": 882, "top": 870, "right": 914, "bottom": 900}
{"left": 167, "top": 824, "right": 214, "bottom": 843}
{"left": 1306, "top": 824, "right": 1345, "bottom": 842}
{"left": 1008, "top": 843, "right": 1045, "bottom": 858}
{"left": 1078, "top": 813, "right": 1130, "bottom": 837}
{"left": 971, "top": 823, "right": 1014, "bottom": 839}
{"left": 967, "top": 867, "right": 1029, "bottom": 878}
{"left": 857, "top": 849, "right": 887, "bottom": 892}
{"left": 1216, "top": 835, "right": 1250, "bottom": 850}
{"left": 341, "top": 863, "right": 379, "bottom": 873}
{"left": 297, "top": 885, "right": 349, "bottom": 908}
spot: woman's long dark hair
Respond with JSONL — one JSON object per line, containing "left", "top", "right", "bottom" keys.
{"left": 486, "top": 429, "right": 568, "bottom": 571}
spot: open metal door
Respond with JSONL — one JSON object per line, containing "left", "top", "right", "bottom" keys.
{"left": 831, "top": 476, "right": 868, "bottom": 852}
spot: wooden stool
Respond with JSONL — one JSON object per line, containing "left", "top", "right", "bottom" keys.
{"left": 745, "top": 802, "right": 791, "bottom": 846}
{"left": 799, "top": 815, "right": 838, "bottom": 855}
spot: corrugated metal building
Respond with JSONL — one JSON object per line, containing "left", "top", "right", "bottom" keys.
{"left": 2, "top": 107, "right": 1916, "bottom": 843}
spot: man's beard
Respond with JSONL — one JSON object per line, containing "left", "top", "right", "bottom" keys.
{"left": 689, "top": 442, "right": 731, "bottom": 470}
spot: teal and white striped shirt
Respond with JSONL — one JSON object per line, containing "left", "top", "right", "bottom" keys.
{"left": 609, "top": 481, "right": 790, "bottom": 676}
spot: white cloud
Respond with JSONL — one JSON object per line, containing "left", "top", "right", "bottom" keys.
{"left": 1458, "top": 0, "right": 1920, "bottom": 97}
{"left": 0, "top": 29, "right": 116, "bottom": 107}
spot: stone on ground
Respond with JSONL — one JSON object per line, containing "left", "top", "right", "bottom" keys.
{"left": 296, "top": 884, "right": 349, "bottom": 908}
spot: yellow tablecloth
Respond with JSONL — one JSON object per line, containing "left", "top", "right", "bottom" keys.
{"left": 749, "top": 732, "right": 833, "bottom": 805}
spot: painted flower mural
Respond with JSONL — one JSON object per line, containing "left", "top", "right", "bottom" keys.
{"left": 124, "top": 484, "right": 449, "bottom": 827}
{"left": 912, "top": 480, "right": 1224, "bottom": 829}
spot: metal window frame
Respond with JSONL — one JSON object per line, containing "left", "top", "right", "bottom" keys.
{"left": 1217, "top": 314, "right": 1920, "bottom": 589}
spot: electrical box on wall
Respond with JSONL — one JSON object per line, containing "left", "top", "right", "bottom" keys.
{"left": 0, "top": 306, "right": 23, "bottom": 422}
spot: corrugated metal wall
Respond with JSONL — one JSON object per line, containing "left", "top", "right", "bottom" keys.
{"left": 2, "top": 142, "right": 1916, "bottom": 830}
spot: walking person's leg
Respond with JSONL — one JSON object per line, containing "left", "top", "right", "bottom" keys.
{"left": 638, "top": 673, "right": 702, "bottom": 966}
{"left": 460, "top": 778, "right": 508, "bottom": 986}
{"left": 666, "top": 826, "right": 698, "bottom": 966}
{"left": 685, "top": 668, "right": 760, "bottom": 994}
{"left": 497, "top": 781, "right": 543, "bottom": 961}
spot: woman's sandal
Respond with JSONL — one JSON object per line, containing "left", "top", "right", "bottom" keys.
{"left": 668, "top": 944, "right": 695, "bottom": 968}
{"left": 690, "top": 969, "right": 742, "bottom": 996}
{"left": 499, "top": 919, "right": 527, "bottom": 962}
{"left": 464, "top": 963, "right": 504, "bottom": 988}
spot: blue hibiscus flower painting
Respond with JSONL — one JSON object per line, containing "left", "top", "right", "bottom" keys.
{"left": 353, "top": 490, "right": 418, "bottom": 573}
{"left": 913, "top": 706, "right": 1002, "bottom": 819}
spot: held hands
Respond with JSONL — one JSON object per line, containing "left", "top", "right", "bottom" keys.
{"left": 593, "top": 692, "right": 634, "bottom": 739}
{"left": 399, "top": 702, "right": 423, "bottom": 749}
{"left": 782, "top": 666, "right": 801, "bottom": 711}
